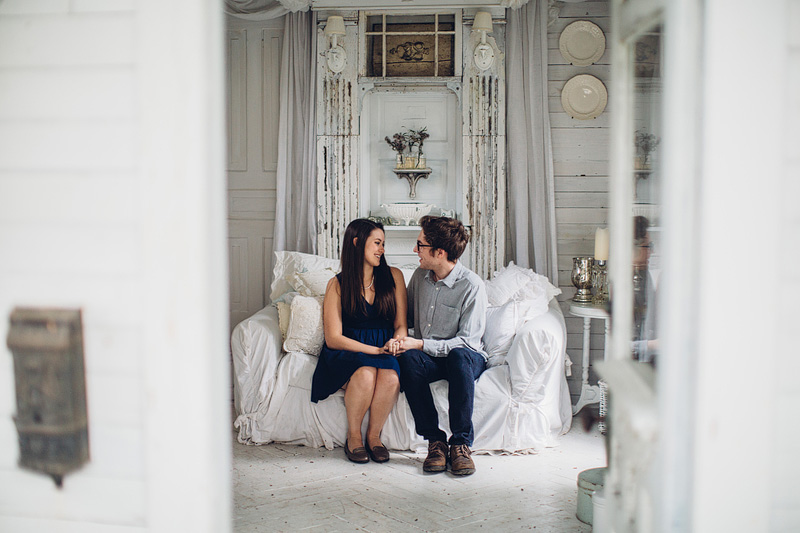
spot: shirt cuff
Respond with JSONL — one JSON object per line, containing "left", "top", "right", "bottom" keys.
{"left": 422, "top": 338, "right": 445, "bottom": 357}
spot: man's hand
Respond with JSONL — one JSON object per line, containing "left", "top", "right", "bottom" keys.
{"left": 397, "top": 336, "right": 424, "bottom": 352}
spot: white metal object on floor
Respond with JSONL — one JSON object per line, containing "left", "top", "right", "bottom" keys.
{"left": 569, "top": 300, "right": 610, "bottom": 415}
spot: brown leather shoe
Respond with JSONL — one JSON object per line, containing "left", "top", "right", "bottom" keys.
{"left": 450, "top": 444, "right": 475, "bottom": 476}
{"left": 423, "top": 440, "right": 448, "bottom": 472}
{"left": 367, "top": 444, "right": 390, "bottom": 463}
{"left": 344, "top": 439, "right": 369, "bottom": 464}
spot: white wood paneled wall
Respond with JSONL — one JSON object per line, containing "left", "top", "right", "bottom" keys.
{"left": 548, "top": 0, "right": 611, "bottom": 399}
{"left": 0, "top": 3, "right": 147, "bottom": 529}
{"left": 1, "top": 1, "right": 230, "bottom": 531}
{"left": 226, "top": 18, "right": 284, "bottom": 329}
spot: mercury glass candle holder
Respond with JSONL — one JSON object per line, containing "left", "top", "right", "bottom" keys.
{"left": 571, "top": 257, "right": 594, "bottom": 303}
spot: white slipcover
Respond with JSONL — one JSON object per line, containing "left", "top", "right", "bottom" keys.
{"left": 231, "top": 253, "right": 573, "bottom": 453}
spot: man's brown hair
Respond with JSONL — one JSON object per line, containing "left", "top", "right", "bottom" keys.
{"left": 419, "top": 216, "right": 470, "bottom": 262}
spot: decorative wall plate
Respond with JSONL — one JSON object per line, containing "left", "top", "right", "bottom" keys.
{"left": 559, "top": 20, "right": 606, "bottom": 66}
{"left": 561, "top": 74, "right": 608, "bottom": 120}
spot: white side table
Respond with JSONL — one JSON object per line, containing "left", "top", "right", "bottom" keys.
{"left": 569, "top": 300, "right": 610, "bottom": 415}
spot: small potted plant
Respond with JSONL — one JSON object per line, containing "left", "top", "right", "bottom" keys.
{"left": 406, "top": 127, "right": 430, "bottom": 168}
{"left": 634, "top": 130, "right": 659, "bottom": 170}
{"left": 385, "top": 127, "right": 430, "bottom": 169}
{"left": 384, "top": 133, "right": 407, "bottom": 168}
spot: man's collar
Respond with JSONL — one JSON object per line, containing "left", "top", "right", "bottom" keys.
{"left": 424, "top": 261, "right": 462, "bottom": 288}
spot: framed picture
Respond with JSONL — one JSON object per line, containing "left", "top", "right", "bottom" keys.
{"left": 634, "top": 33, "right": 661, "bottom": 78}
{"left": 370, "top": 23, "right": 454, "bottom": 77}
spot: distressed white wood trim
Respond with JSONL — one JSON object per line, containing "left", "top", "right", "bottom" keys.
{"left": 316, "top": 19, "right": 360, "bottom": 257}
{"left": 317, "top": 11, "right": 505, "bottom": 274}
{"left": 461, "top": 21, "right": 505, "bottom": 279}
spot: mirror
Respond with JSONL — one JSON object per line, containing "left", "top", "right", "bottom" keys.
{"left": 630, "top": 24, "right": 663, "bottom": 366}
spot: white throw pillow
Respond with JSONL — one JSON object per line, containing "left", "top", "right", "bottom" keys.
{"left": 276, "top": 301, "right": 291, "bottom": 341}
{"left": 283, "top": 295, "right": 325, "bottom": 355}
{"left": 270, "top": 251, "right": 339, "bottom": 303}
{"left": 485, "top": 262, "right": 561, "bottom": 312}
{"left": 289, "top": 268, "right": 337, "bottom": 297}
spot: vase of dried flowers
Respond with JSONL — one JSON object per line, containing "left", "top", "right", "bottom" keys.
{"left": 386, "top": 127, "right": 430, "bottom": 169}
{"left": 634, "top": 130, "right": 660, "bottom": 170}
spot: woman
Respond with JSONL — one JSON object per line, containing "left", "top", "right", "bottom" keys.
{"left": 310, "top": 219, "right": 408, "bottom": 464}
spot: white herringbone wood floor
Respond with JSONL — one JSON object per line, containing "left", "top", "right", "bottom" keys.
{"left": 232, "top": 417, "right": 605, "bottom": 532}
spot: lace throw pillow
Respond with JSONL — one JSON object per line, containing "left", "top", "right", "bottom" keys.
{"left": 276, "top": 301, "right": 291, "bottom": 341}
{"left": 289, "top": 268, "right": 337, "bottom": 297}
{"left": 283, "top": 295, "right": 325, "bottom": 355}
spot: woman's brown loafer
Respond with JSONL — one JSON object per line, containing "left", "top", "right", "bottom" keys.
{"left": 344, "top": 439, "right": 369, "bottom": 463}
{"left": 367, "top": 444, "right": 390, "bottom": 463}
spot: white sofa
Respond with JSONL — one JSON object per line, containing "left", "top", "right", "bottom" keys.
{"left": 231, "top": 251, "right": 573, "bottom": 454}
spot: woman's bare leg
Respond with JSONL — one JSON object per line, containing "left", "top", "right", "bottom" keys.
{"left": 366, "top": 368, "right": 400, "bottom": 448}
{"left": 343, "top": 366, "right": 377, "bottom": 449}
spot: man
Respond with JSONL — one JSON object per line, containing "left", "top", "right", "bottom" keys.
{"left": 632, "top": 215, "right": 658, "bottom": 363}
{"left": 395, "top": 216, "right": 488, "bottom": 476}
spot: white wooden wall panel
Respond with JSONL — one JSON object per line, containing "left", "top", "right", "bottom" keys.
{"left": 262, "top": 30, "right": 282, "bottom": 171}
{"left": 2, "top": 1, "right": 230, "bottom": 530}
{"left": 770, "top": 0, "right": 800, "bottom": 527}
{"left": 0, "top": 4, "right": 147, "bottom": 529}
{"left": 364, "top": 92, "right": 459, "bottom": 214}
{"left": 549, "top": 1, "right": 611, "bottom": 398}
{"left": 227, "top": 30, "right": 247, "bottom": 171}
{"left": 226, "top": 19, "right": 283, "bottom": 331}
{"left": 229, "top": 237, "right": 249, "bottom": 319}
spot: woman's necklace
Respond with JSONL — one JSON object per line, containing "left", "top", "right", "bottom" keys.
{"left": 365, "top": 276, "right": 374, "bottom": 290}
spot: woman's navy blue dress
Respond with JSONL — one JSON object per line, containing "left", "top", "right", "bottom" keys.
{"left": 310, "top": 277, "right": 400, "bottom": 403}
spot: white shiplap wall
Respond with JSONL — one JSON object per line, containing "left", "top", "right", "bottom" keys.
{"left": 226, "top": 17, "right": 284, "bottom": 330}
{"left": 0, "top": 3, "right": 147, "bottom": 528}
{"left": 548, "top": 0, "right": 611, "bottom": 398}
{"left": 0, "top": 1, "right": 230, "bottom": 531}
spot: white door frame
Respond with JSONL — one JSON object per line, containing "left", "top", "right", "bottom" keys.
{"left": 139, "top": 1, "right": 231, "bottom": 531}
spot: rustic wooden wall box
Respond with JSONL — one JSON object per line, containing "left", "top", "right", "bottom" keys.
{"left": 7, "top": 307, "right": 89, "bottom": 487}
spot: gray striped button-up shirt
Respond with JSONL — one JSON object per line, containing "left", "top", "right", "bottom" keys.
{"left": 407, "top": 261, "right": 488, "bottom": 359}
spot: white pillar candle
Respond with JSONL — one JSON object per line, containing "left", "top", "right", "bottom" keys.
{"left": 594, "top": 227, "right": 609, "bottom": 261}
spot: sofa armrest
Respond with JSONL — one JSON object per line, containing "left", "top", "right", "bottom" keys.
{"left": 231, "top": 305, "right": 284, "bottom": 422}
{"left": 505, "top": 299, "right": 568, "bottom": 404}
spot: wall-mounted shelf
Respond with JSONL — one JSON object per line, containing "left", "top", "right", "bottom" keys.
{"left": 392, "top": 168, "right": 431, "bottom": 199}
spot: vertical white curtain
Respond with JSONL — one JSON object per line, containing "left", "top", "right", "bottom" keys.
{"left": 506, "top": 0, "right": 559, "bottom": 284}
{"left": 273, "top": 11, "right": 318, "bottom": 253}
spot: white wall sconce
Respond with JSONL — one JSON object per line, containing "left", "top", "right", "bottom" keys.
{"left": 324, "top": 15, "right": 347, "bottom": 74}
{"left": 472, "top": 11, "right": 495, "bottom": 71}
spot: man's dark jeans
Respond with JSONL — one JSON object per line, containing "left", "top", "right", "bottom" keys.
{"left": 397, "top": 347, "right": 486, "bottom": 446}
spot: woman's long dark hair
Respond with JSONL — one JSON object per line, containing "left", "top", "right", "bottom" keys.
{"left": 340, "top": 219, "right": 396, "bottom": 321}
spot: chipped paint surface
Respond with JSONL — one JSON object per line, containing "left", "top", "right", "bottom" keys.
{"left": 315, "top": 16, "right": 506, "bottom": 275}
{"left": 461, "top": 24, "right": 506, "bottom": 279}
{"left": 316, "top": 25, "right": 360, "bottom": 259}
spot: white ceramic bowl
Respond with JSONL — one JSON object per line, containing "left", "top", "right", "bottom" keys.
{"left": 381, "top": 202, "right": 433, "bottom": 226}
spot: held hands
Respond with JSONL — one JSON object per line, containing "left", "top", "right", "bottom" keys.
{"left": 381, "top": 338, "right": 403, "bottom": 356}
{"left": 380, "top": 336, "right": 424, "bottom": 355}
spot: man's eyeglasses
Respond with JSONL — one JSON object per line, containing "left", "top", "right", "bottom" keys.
{"left": 416, "top": 241, "right": 433, "bottom": 249}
